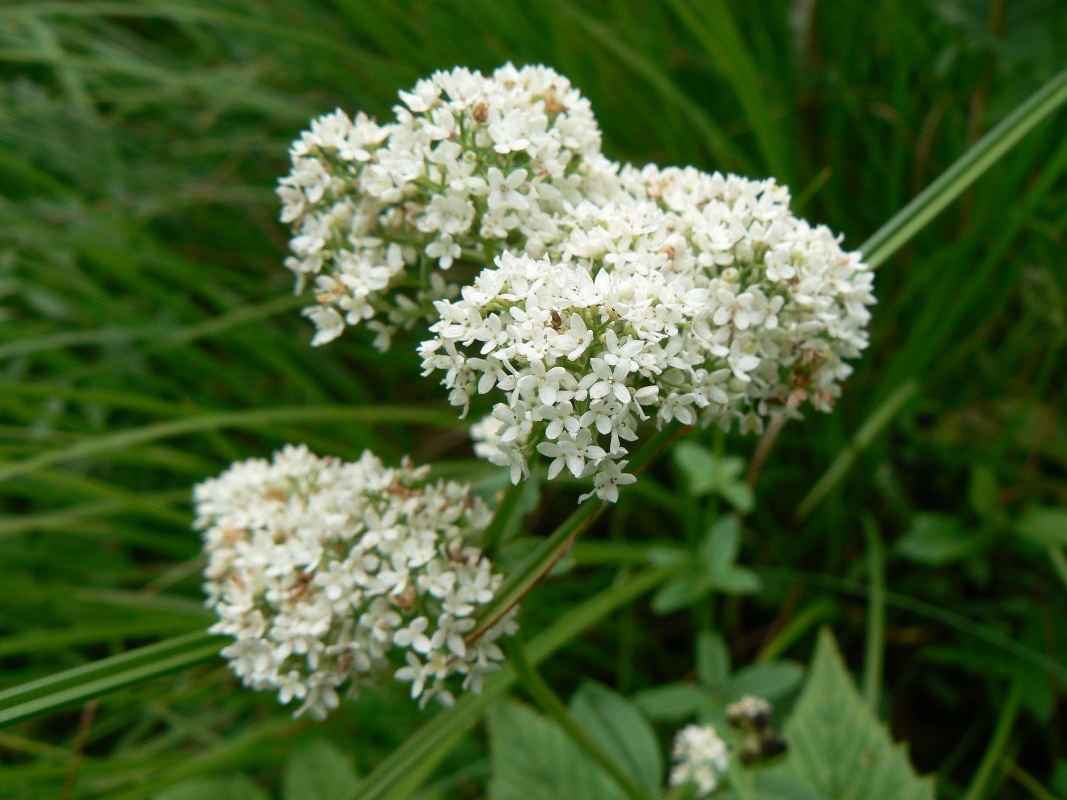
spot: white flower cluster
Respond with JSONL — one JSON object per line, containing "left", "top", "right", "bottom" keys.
{"left": 277, "top": 63, "right": 618, "bottom": 349}
{"left": 279, "top": 64, "right": 874, "bottom": 503}
{"left": 726, "top": 694, "right": 772, "bottom": 725}
{"left": 422, "top": 165, "right": 874, "bottom": 502}
{"left": 669, "top": 724, "right": 731, "bottom": 797}
{"left": 195, "top": 444, "right": 517, "bottom": 720}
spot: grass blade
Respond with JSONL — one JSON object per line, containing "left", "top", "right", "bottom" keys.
{"left": 0, "top": 405, "right": 464, "bottom": 484}
{"left": 0, "top": 631, "right": 219, "bottom": 728}
{"left": 861, "top": 67, "right": 1067, "bottom": 268}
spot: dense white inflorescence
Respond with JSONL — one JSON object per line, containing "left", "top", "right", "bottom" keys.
{"left": 424, "top": 165, "right": 874, "bottom": 502}
{"left": 669, "top": 724, "right": 731, "bottom": 797}
{"left": 279, "top": 63, "right": 875, "bottom": 504}
{"left": 195, "top": 445, "right": 517, "bottom": 719}
{"left": 277, "top": 63, "right": 619, "bottom": 349}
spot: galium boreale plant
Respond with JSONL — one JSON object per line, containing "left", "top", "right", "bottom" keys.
{"left": 4, "top": 56, "right": 1065, "bottom": 800}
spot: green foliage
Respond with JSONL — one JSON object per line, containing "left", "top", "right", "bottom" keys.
{"left": 767, "top": 630, "right": 934, "bottom": 800}
{"left": 487, "top": 700, "right": 627, "bottom": 800}
{"left": 0, "top": 0, "right": 1065, "bottom": 797}
{"left": 635, "top": 631, "right": 804, "bottom": 723}
{"left": 895, "top": 513, "right": 982, "bottom": 566}
{"left": 282, "top": 739, "right": 359, "bottom": 800}
{"left": 156, "top": 776, "right": 269, "bottom": 800}
{"left": 652, "top": 515, "right": 761, "bottom": 614}
{"left": 570, "top": 682, "right": 664, "bottom": 798}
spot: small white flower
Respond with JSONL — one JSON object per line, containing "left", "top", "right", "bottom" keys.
{"left": 669, "top": 724, "right": 731, "bottom": 798}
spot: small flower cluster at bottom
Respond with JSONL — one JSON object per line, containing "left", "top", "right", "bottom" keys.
{"left": 194, "top": 444, "right": 517, "bottom": 720}
{"left": 669, "top": 724, "right": 731, "bottom": 797}
{"left": 669, "top": 695, "right": 785, "bottom": 796}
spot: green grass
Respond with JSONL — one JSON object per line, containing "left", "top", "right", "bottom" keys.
{"left": 1, "top": 1, "right": 1065, "bottom": 798}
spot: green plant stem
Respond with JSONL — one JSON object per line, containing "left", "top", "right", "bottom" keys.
{"left": 355, "top": 567, "right": 675, "bottom": 800}
{"left": 1003, "top": 758, "right": 1061, "bottom": 800}
{"left": 466, "top": 498, "right": 604, "bottom": 642}
{"left": 794, "top": 380, "right": 919, "bottom": 521}
{"left": 754, "top": 597, "right": 838, "bottom": 664}
{"left": 862, "top": 516, "right": 886, "bottom": 711}
{"left": 861, "top": 66, "right": 1067, "bottom": 268}
{"left": 509, "top": 639, "right": 651, "bottom": 800}
{"left": 479, "top": 479, "right": 526, "bottom": 555}
{"left": 467, "top": 424, "right": 685, "bottom": 643}
{"left": 764, "top": 568, "right": 1067, "bottom": 682}
{"left": 962, "top": 678, "right": 1021, "bottom": 800}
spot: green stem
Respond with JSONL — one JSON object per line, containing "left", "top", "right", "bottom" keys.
{"left": 356, "top": 567, "right": 675, "bottom": 800}
{"left": 754, "top": 597, "right": 837, "bottom": 664}
{"left": 480, "top": 479, "right": 527, "bottom": 555}
{"left": 794, "top": 380, "right": 918, "bottom": 521}
{"left": 467, "top": 424, "right": 685, "bottom": 643}
{"left": 862, "top": 516, "right": 886, "bottom": 711}
{"left": 509, "top": 640, "right": 651, "bottom": 800}
{"left": 861, "top": 67, "right": 1067, "bottom": 268}
{"left": 962, "top": 678, "right": 1021, "bottom": 800}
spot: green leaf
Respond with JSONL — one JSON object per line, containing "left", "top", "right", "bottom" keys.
{"left": 729, "top": 661, "right": 804, "bottom": 701}
{"left": 283, "top": 738, "right": 359, "bottom": 800}
{"left": 155, "top": 775, "right": 268, "bottom": 800}
{"left": 0, "top": 632, "right": 220, "bottom": 728}
{"left": 700, "top": 515, "right": 741, "bottom": 576}
{"left": 1015, "top": 506, "right": 1067, "bottom": 548}
{"left": 651, "top": 573, "right": 710, "bottom": 615}
{"left": 631, "top": 682, "right": 706, "bottom": 721}
{"left": 860, "top": 66, "right": 1067, "bottom": 268}
{"left": 896, "top": 514, "right": 981, "bottom": 565}
{"left": 710, "top": 566, "right": 761, "bottom": 596}
{"left": 487, "top": 700, "right": 626, "bottom": 800}
{"left": 671, "top": 440, "right": 719, "bottom": 495}
{"left": 769, "top": 629, "right": 934, "bottom": 800}
{"left": 696, "top": 630, "right": 731, "bottom": 689}
{"left": 671, "top": 442, "right": 744, "bottom": 496}
{"left": 720, "top": 481, "right": 755, "bottom": 514}
{"left": 646, "top": 545, "right": 689, "bottom": 568}
{"left": 571, "top": 682, "right": 663, "bottom": 797}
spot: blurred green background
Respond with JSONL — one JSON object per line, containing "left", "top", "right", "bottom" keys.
{"left": 1, "top": 1, "right": 1065, "bottom": 798}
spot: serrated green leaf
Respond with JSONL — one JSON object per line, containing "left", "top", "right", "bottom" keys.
{"left": 571, "top": 682, "right": 663, "bottom": 797}
{"left": 696, "top": 631, "right": 731, "bottom": 689}
{"left": 155, "top": 775, "right": 268, "bottom": 800}
{"left": 769, "top": 629, "right": 934, "bottom": 800}
{"left": 283, "top": 738, "right": 359, "bottom": 800}
{"left": 631, "top": 682, "right": 706, "bottom": 721}
{"left": 1015, "top": 506, "right": 1067, "bottom": 548}
{"left": 729, "top": 661, "right": 804, "bottom": 701}
{"left": 896, "top": 514, "right": 980, "bottom": 565}
{"left": 487, "top": 700, "right": 625, "bottom": 800}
